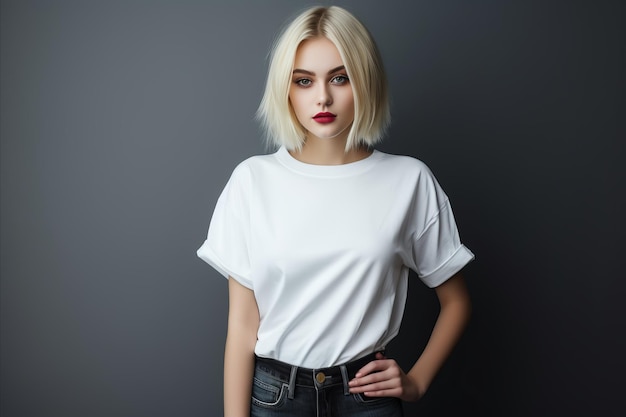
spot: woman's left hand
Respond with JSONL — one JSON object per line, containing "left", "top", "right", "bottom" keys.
{"left": 347, "top": 352, "right": 424, "bottom": 402}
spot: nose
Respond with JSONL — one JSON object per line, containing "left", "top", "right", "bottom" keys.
{"left": 317, "top": 83, "right": 332, "bottom": 106}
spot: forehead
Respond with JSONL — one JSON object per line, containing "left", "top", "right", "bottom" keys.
{"left": 293, "top": 37, "right": 344, "bottom": 70}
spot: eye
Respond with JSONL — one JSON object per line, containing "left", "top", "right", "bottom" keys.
{"left": 294, "top": 78, "right": 312, "bottom": 87}
{"left": 331, "top": 75, "right": 349, "bottom": 85}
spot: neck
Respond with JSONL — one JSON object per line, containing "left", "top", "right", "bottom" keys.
{"left": 289, "top": 137, "right": 372, "bottom": 166}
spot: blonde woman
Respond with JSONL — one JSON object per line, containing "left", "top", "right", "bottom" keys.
{"left": 198, "top": 6, "right": 474, "bottom": 416}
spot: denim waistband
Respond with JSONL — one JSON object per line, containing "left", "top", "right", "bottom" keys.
{"left": 254, "top": 351, "right": 382, "bottom": 399}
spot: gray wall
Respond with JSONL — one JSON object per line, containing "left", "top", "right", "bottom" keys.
{"left": 1, "top": 1, "right": 624, "bottom": 416}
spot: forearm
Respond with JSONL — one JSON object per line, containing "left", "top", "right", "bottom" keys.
{"left": 224, "top": 331, "right": 256, "bottom": 417}
{"left": 346, "top": 287, "right": 471, "bottom": 402}
{"left": 224, "top": 277, "right": 259, "bottom": 417}
{"left": 408, "top": 283, "right": 471, "bottom": 395}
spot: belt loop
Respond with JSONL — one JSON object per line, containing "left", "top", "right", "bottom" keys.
{"left": 340, "top": 364, "right": 350, "bottom": 396}
{"left": 287, "top": 365, "right": 298, "bottom": 399}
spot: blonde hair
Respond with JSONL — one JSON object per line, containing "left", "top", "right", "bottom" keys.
{"left": 256, "top": 6, "right": 390, "bottom": 152}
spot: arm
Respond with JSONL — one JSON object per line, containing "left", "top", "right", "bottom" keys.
{"left": 224, "top": 276, "right": 260, "bottom": 416}
{"left": 348, "top": 271, "right": 471, "bottom": 401}
{"left": 406, "top": 272, "right": 472, "bottom": 397}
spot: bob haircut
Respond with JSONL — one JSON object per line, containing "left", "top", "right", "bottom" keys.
{"left": 256, "top": 6, "right": 390, "bottom": 152}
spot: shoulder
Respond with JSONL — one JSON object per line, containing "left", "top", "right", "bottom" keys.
{"left": 374, "top": 150, "right": 449, "bottom": 201}
{"left": 375, "top": 150, "right": 436, "bottom": 180}
{"left": 229, "top": 150, "right": 281, "bottom": 180}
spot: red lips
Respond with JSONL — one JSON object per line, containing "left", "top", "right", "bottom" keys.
{"left": 313, "top": 112, "right": 336, "bottom": 124}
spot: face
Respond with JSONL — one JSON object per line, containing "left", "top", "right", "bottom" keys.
{"left": 289, "top": 37, "right": 355, "bottom": 145}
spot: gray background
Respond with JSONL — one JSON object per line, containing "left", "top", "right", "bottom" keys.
{"left": 1, "top": 0, "right": 624, "bottom": 416}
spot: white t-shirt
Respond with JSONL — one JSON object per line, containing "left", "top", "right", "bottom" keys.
{"left": 197, "top": 146, "right": 474, "bottom": 368}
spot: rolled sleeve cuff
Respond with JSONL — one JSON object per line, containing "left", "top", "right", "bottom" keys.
{"left": 419, "top": 245, "right": 475, "bottom": 288}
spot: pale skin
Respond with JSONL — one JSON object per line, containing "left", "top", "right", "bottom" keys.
{"left": 223, "top": 36, "right": 472, "bottom": 415}
{"left": 224, "top": 277, "right": 259, "bottom": 417}
{"left": 348, "top": 272, "right": 471, "bottom": 400}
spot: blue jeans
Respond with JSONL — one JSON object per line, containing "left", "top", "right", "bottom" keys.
{"left": 250, "top": 352, "right": 404, "bottom": 417}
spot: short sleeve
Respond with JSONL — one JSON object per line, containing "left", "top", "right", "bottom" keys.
{"left": 402, "top": 166, "right": 475, "bottom": 288}
{"left": 196, "top": 164, "right": 253, "bottom": 289}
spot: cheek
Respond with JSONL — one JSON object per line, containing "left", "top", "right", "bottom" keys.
{"left": 288, "top": 95, "right": 307, "bottom": 127}
{"left": 343, "top": 92, "right": 355, "bottom": 116}
{"left": 340, "top": 88, "right": 354, "bottom": 106}
{"left": 288, "top": 91, "right": 304, "bottom": 114}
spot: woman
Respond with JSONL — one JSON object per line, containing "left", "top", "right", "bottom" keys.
{"left": 197, "top": 5, "right": 474, "bottom": 416}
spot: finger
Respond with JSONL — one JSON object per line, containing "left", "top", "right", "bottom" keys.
{"left": 349, "top": 378, "right": 399, "bottom": 395}
{"left": 350, "top": 360, "right": 404, "bottom": 387}
{"left": 360, "top": 387, "right": 403, "bottom": 398}
{"left": 350, "top": 364, "right": 401, "bottom": 389}
{"left": 354, "top": 359, "right": 388, "bottom": 378}
{"left": 349, "top": 371, "right": 386, "bottom": 388}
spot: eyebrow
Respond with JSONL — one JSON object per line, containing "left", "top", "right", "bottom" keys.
{"left": 292, "top": 65, "right": 346, "bottom": 76}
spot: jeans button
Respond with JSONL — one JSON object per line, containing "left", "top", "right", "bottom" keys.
{"left": 315, "top": 372, "right": 326, "bottom": 383}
